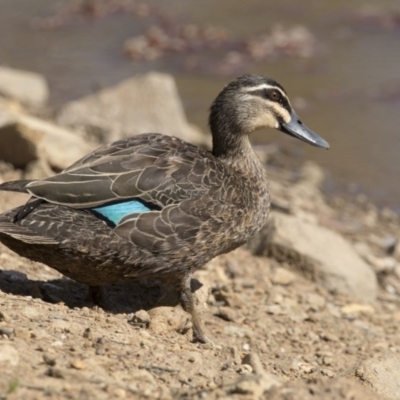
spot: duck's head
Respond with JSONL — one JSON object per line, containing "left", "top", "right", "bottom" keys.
{"left": 209, "top": 74, "right": 329, "bottom": 157}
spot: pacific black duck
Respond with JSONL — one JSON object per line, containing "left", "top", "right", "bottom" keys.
{"left": 0, "top": 75, "right": 329, "bottom": 343}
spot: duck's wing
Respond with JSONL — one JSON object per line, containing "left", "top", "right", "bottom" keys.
{"left": 24, "top": 133, "right": 224, "bottom": 209}
{"left": 2, "top": 134, "right": 229, "bottom": 257}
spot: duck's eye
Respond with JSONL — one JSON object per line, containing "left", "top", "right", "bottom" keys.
{"left": 269, "top": 90, "right": 280, "bottom": 101}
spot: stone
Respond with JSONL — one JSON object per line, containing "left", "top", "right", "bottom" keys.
{"left": 0, "top": 310, "right": 11, "bottom": 323}
{"left": 130, "top": 309, "right": 151, "bottom": 326}
{"left": 356, "top": 353, "right": 400, "bottom": 399}
{"left": 113, "top": 388, "right": 127, "bottom": 398}
{"left": 271, "top": 267, "right": 296, "bottom": 285}
{"left": 242, "top": 353, "right": 265, "bottom": 375}
{"left": 0, "top": 66, "right": 49, "bottom": 107}
{"left": 43, "top": 353, "right": 57, "bottom": 366}
{"left": 259, "top": 212, "right": 378, "bottom": 302}
{"left": 216, "top": 306, "right": 238, "bottom": 322}
{"left": 341, "top": 303, "right": 375, "bottom": 315}
{"left": 70, "top": 358, "right": 87, "bottom": 370}
{"left": 0, "top": 327, "right": 14, "bottom": 338}
{"left": 14, "top": 328, "right": 31, "bottom": 340}
{"left": 0, "top": 344, "right": 19, "bottom": 366}
{"left": 57, "top": 72, "right": 210, "bottom": 147}
{"left": 0, "top": 112, "right": 96, "bottom": 170}
{"left": 237, "top": 364, "right": 253, "bottom": 374}
{"left": 303, "top": 293, "right": 326, "bottom": 310}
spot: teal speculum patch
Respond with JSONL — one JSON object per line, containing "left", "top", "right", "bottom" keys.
{"left": 92, "top": 199, "right": 152, "bottom": 225}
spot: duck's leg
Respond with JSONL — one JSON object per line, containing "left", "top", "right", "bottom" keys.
{"left": 180, "top": 277, "right": 211, "bottom": 344}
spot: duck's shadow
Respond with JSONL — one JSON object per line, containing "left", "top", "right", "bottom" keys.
{"left": 0, "top": 269, "right": 191, "bottom": 313}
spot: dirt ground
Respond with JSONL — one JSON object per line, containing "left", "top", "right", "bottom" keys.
{"left": 0, "top": 158, "right": 400, "bottom": 400}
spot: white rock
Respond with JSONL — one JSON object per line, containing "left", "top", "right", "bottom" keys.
{"left": 0, "top": 66, "right": 49, "bottom": 107}
{"left": 0, "top": 344, "right": 19, "bottom": 366}
{"left": 341, "top": 303, "right": 375, "bottom": 315}
{"left": 266, "top": 212, "right": 378, "bottom": 302}
{"left": 58, "top": 72, "right": 210, "bottom": 147}
{"left": 356, "top": 353, "right": 400, "bottom": 399}
{"left": 271, "top": 267, "right": 296, "bottom": 285}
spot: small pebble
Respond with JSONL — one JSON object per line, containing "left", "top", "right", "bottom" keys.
{"left": 341, "top": 303, "right": 375, "bottom": 315}
{"left": 271, "top": 267, "right": 296, "bottom": 286}
{"left": 113, "top": 388, "right": 126, "bottom": 398}
{"left": 320, "top": 368, "right": 335, "bottom": 378}
{"left": 242, "top": 353, "right": 264, "bottom": 375}
{"left": 130, "top": 309, "right": 151, "bottom": 326}
{"left": 266, "top": 305, "right": 283, "bottom": 315}
{"left": 83, "top": 327, "right": 93, "bottom": 339}
{"left": 237, "top": 364, "right": 253, "bottom": 374}
{"left": 216, "top": 306, "right": 237, "bottom": 322}
{"left": 298, "top": 362, "right": 316, "bottom": 374}
{"left": 47, "top": 367, "right": 64, "bottom": 378}
{"left": 70, "top": 358, "right": 86, "bottom": 370}
{"left": 0, "top": 311, "right": 11, "bottom": 323}
{"left": 0, "top": 327, "right": 14, "bottom": 338}
{"left": 14, "top": 328, "right": 31, "bottom": 340}
{"left": 323, "top": 356, "right": 333, "bottom": 366}
{"left": 43, "top": 353, "right": 57, "bottom": 366}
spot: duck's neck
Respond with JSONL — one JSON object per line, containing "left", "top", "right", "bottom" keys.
{"left": 212, "top": 131, "right": 266, "bottom": 177}
{"left": 209, "top": 92, "right": 267, "bottom": 177}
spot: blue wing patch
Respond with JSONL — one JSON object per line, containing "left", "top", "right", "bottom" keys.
{"left": 92, "top": 200, "right": 151, "bottom": 225}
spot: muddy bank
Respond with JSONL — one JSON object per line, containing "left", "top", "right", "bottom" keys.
{"left": 0, "top": 68, "right": 399, "bottom": 399}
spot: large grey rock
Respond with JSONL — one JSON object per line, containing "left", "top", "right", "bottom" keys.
{"left": 254, "top": 212, "right": 377, "bottom": 302}
{"left": 0, "top": 112, "right": 96, "bottom": 170}
{"left": 356, "top": 353, "right": 400, "bottom": 399}
{"left": 0, "top": 66, "right": 49, "bottom": 107}
{"left": 57, "top": 72, "right": 209, "bottom": 146}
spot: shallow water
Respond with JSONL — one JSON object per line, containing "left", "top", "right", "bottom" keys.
{"left": 0, "top": 0, "right": 400, "bottom": 210}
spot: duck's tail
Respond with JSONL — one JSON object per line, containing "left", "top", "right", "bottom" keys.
{"left": 0, "top": 180, "right": 33, "bottom": 194}
{"left": 0, "top": 180, "right": 44, "bottom": 222}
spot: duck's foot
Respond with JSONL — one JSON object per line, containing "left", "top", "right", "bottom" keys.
{"left": 180, "top": 278, "right": 213, "bottom": 344}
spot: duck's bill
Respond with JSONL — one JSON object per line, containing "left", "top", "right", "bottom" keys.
{"left": 279, "top": 110, "right": 330, "bottom": 149}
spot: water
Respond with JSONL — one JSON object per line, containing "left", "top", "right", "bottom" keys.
{"left": 0, "top": 0, "right": 399, "bottom": 210}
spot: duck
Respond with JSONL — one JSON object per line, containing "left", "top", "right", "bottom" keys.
{"left": 0, "top": 74, "right": 329, "bottom": 343}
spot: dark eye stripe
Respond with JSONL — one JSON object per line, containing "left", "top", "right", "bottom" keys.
{"left": 248, "top": 89, "right": 291, "bottom": 113}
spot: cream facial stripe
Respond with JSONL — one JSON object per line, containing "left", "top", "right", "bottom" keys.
{"left": 242, "top": 84, "right": 292, "bottom": 123}
{"left": 242, "top": 84, "right": 287, "bottom": 99}
{"left": 267, "top": 101, "right": 291, "bottom": 123}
